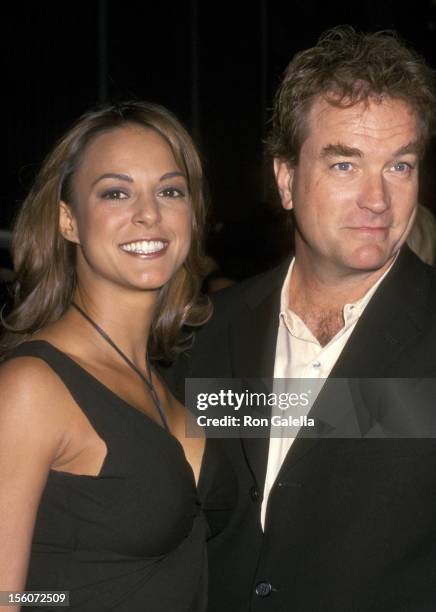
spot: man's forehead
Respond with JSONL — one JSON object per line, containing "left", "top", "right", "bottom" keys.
{"left": 305, "top": 94, "right": 419, "bottom": 149}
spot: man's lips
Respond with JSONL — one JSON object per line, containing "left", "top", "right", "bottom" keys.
{"left": 346, "top": 226, "right": 389, "bottom": 231}
{"left": 344, "top": 226, "right": 390, "bottom": 241}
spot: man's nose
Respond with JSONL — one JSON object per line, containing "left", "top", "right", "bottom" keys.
{"left": 357, "top": 172, "right": 390, "bottom": 213}
{"left": 131, "top": 195, "right": 161, "bottom": 226}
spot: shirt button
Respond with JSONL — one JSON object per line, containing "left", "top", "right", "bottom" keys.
{"left": 250, "top": 485, "right": 260, "bottom": 502}
{"left": 312, "top": 361, "right": 321, "bottom": 368}
{"left": 255, "top": 581, "right": 273, "bottom": 597}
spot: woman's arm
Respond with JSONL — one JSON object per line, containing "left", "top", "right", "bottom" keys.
{"left": 0, "top": 358, "right": 66, "bottom": 611}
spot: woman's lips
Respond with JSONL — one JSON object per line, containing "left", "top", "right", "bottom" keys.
{"left": 119, "top": 239, "right": 169, "bottom": 258}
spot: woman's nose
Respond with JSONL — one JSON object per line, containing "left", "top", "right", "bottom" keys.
{"left": 131, "top": 195, "right": 162, "bottom": 226}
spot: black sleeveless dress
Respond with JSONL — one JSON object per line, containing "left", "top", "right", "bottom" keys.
{"left": 9, "top": 341, "right": 208, "bottom": 611}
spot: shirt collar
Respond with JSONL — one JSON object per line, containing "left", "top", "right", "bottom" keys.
{"left": 280, "top": 253, "right": 399, "bottom": 334}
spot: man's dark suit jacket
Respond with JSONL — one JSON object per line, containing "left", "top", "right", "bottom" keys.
{"left": 162, "top": 247, "right": 436, "bottom": 612}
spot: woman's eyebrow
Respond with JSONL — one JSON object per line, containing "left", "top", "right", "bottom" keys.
{"left": 92, "top": 173, "right": 133, "bottom": 187}
{"left": 91, "top": 171, "right": 186, "bottom": 187}
{"left": 159, "top": 171, "right": 185, "bottom": 181}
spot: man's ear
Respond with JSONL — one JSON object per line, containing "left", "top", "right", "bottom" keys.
{"left": 59, "top": 201, "right": 80, "bottom": 244}
{"left": 273, "top": 158, "right": 294, "bottom": 211}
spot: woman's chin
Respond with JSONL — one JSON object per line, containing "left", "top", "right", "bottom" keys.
{"left": 127, "top": 272, "right": 173, "bottom": 292}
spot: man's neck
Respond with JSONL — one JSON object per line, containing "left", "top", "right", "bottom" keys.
{"left": 288, "top": 256, "right": 395, "bottom": 346}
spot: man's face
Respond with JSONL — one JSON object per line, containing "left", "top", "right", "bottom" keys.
{"left": 275, "top": 96, "right": 420, "bottom": 280}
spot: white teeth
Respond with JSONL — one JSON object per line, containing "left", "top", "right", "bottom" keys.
{"left": 121, "top": 240, "right": 166, "bottom": 254}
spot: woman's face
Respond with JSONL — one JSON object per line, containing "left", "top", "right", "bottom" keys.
{"left": 60, "top": 125, "right": 192, "bottom": 295}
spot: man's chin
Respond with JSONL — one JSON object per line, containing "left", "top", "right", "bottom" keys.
{"left": 345, "top": 245, "right": 398, "bottom": 273}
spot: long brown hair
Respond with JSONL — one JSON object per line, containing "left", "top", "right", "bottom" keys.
{"left": 1, "top": 101, "right": 211, "bottom": 361}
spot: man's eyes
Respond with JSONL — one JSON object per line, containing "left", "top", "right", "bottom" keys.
{"left": 331, "top": 162, "right": 353, "bottom": 172}
{"left": 392, "top": 162, "right": 414, "bottom": 173}
{"left": 329, "top": 161, "right": 415, "bottom": 174}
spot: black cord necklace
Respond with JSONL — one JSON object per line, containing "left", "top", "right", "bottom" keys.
{"left": 71, "top": 302, "right": 169, "bottom": 432}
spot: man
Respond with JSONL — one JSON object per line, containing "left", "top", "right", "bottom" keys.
{"left": 164, "top": 27, "right": 436, "bottom": 610}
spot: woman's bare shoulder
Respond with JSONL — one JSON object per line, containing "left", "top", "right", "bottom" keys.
{"left": 0, "top": 355, "right": 72, "bottom": 436}
{"left": 1, "top": 354, "right": 60, "bottom": 394}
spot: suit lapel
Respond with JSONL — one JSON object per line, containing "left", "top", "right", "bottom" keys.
{"left": 230, "top": 291, "right": 280, "bottom": 380}
{"left": 330, "top": 248, "right": 426, "bottom": 379}
{"left": 230, "top": 260, "right": 289, "bottom": 489}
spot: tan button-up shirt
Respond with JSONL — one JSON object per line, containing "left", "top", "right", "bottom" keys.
{"left": 260, "top": 257, "right": 395, "bottom": 529}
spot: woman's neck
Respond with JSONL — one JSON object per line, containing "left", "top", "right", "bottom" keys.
{"left": 70, "top": 285, "right": 158, "bottom": 370}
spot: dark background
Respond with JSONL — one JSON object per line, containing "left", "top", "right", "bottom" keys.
{"left": 3, "top": 0, "right": 436, "bottom": 278}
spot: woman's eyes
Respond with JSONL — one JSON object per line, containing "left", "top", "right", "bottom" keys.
{"left": 100, "top": 189, "right": 129, "bottom": 200}
{"left": 157, "top": 186, "right": 186, "bottom": 198}
{"left": 98, "top": 186, "right": 187, "bottom": 202}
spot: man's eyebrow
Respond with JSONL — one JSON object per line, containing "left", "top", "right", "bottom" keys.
{"left": 159, "top": 171, "right": 185, "bottom": 181}
{"left": 92, "top": 173, "right": 133, "bottom": 187}
{"left": 393, "top": 142, "right": 421, "bottom": 157}
{"left": 320, "top": 143, "right": 362, "bottom": 158}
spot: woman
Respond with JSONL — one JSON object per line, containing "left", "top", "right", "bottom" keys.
{"left": 0, "top": 101, "right": 212, "bottom": 611}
